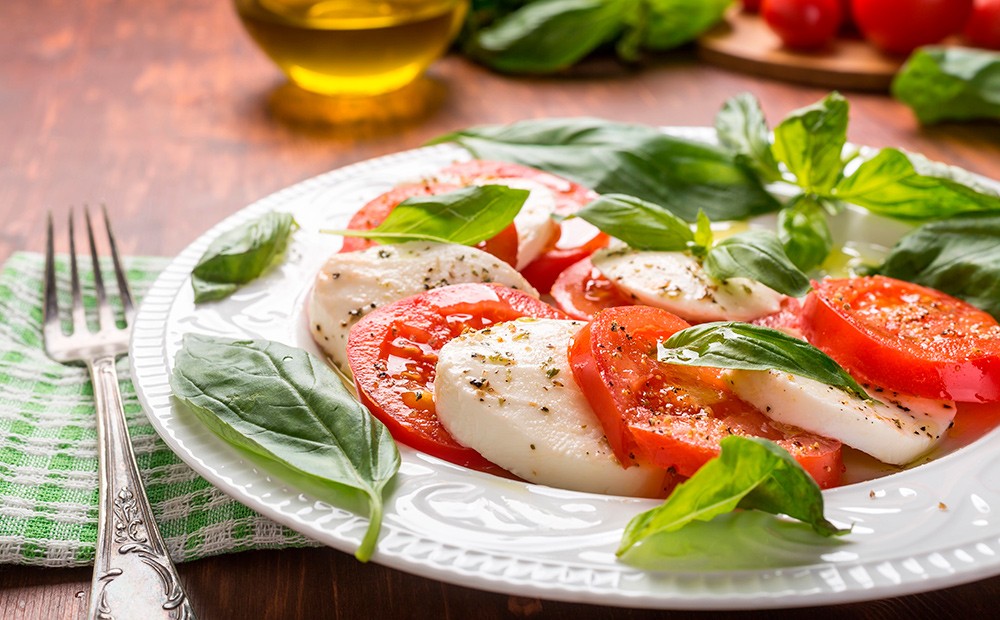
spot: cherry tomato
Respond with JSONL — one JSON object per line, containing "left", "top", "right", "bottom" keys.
{"left": 762, "top": 0, "right": 843, "bottom": 49}
{"left": 965, "top": 0, "right": 1000, "bottom": 49}
{"left": 549, "top": 257, "right": 633, "bottom": 320}
{"left": 347, "top": 283, "right": 566, "bottom": 470}
{"left": 852, "top": 0, "right": 972, "bottom": 53}
{"left": 801, "top": 276, "right": 1000, "bottom": 402}
{"left": 439, "top": 160, "right": 602, "bottom": 293}
{"left": 743, "top": 0, "right": 763, "bottom": 11}
{"left": 339, "top": 181, "right": 520, "bottom": 267}
{"left": 569, "top": 305, "right": 844, "bottom": 487}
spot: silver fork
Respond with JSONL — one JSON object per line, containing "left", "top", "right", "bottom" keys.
{"left": 43, "top": 207, "right": 195, "bottom": 620}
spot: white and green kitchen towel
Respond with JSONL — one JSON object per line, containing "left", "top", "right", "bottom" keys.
{"left": 0, "top": 252, "right": 317, "bottom": 567}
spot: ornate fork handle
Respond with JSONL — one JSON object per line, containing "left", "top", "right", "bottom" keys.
{"left": 89, "top": 355, "right": 195, "bottom": 620}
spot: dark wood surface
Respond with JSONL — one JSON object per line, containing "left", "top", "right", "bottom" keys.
{"left": 4, "top": 1, "right": 1000, "bottom": 618}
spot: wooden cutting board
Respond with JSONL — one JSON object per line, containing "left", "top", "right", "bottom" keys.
{"left": 697, "top": 10, "right": 905, "bottom": 91}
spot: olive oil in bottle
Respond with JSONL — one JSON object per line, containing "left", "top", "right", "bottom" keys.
{"left": 234, "top": 0, "right": 468, "bottom": 96}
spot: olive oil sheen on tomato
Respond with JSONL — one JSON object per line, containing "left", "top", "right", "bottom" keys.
{"left": 234, "top": 0, "right": 467, "bottom": 96}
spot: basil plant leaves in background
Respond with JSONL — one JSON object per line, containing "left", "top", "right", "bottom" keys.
{"left": 893, "top": 47, "right": 1000, "bottom": 125}
{"left": 459, "top": 0, "right": 731, "bottom": 74}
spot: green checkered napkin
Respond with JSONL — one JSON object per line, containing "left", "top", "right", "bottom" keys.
{"left": 0, "top": 252, "right": 317, "bottom": 567}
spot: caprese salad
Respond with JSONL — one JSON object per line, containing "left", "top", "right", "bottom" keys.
{"left": 308, "top": 159, "right": 1000, "bottom": 498}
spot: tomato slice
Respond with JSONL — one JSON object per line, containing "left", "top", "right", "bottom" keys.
{"left": 347, "top": 283, "right": 567, "bottom": 470}
{"left": 569, "top": 305, "right": 843, "bottom": 487}
{"left": 750, "top": 296, "right": 804, "bottom": 337}
{"left": 441, "top": 160, "right": 604, "bottom": 293}
{"left": 550, "top": 257, "right": 633, "bottom": 320}
{"left": 339, "top": 180, "right": 519, "bottom": 267}
{"left": 802, "top": 275, "right": 1000, "bottom": 403}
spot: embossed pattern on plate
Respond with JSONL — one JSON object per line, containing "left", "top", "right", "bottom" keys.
{"left": 131, "top": 129, "right": 1000, "bottom": 609}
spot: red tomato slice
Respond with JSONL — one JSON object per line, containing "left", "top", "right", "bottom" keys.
{"left": 802, "top": 275, "right": 1000, "bottom": 402}
{"left": 569, "top": 305, "right": 844, "bottom": 487}
{"left": 441, "top": 160, "right": 604, "bottom": 293}
{"left": 347, "top": 283, "right": 567, "bottom": 470}
{"left": 550, "top": 257, "right": 634, "bottom": 320}
{"left": 751, "top": 296, "right": 804, "bottom": 337}
{"left": 339, "top": 181, "right": 519, "bottom": 267}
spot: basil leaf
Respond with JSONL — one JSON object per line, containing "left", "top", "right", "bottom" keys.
{"left": 772, "top": 92, "right": 848, "bottom": 194}
{"left": 877, "top": 213, "right": 1000, "bottom": 320}
{"left": 704, "top": 230, "right": 811, "bottom": 297}
{"left": 642, "top": 0, "right": 731, "bottom": 50}
{"left": 657, "top": 322, "right": 872, "bottom": 402}
{"left": 693, "top": 209, "right": 713, "bottom": 256}
{"left": 170, "top": 334, "right": 400, "bottom": 562}
{"left": 834, "top": 147, "right": 1000, "bottom": 220}
{"left": 715, "top": 92, "right": 782, "bottom": 183}
{"left": 778, "top": 195, "right": 834, "bottom": 272}
{"left": 464, "top": 0, "right": 629, "bottom": 74}
{"left": 191, "top": 212, "right": 296, "bottom": 303}
{"left": 618, "top": 436, "right": 846, "bottom": 557}
{"left": 572, "top": 193, "right": 693, "bottom": 251}
{"left": 892, "top": 47, "right": 1000, "bottom": 125}
{"left": 327, "top": 185, "right": 528, "bottom": 246}
{"left": 431, "top": 117, "right": 781, "bottom": 222}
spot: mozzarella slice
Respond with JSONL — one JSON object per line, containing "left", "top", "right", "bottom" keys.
{"left": 309, "top": 242, "right": 537, "bottom": 375}
{"left": 590, "top": 245, "right": 784, "bottom": 323}
{"left": 434, "top": 318, "right": 665, "bottom": 497}
{"left": 726, "top": 369, "right": 957, "bottom": 466}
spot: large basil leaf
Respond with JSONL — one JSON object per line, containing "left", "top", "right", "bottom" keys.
{"left": 834, "top": 147, "right": 1000, "bottom": 220}
{"left": 772, "top": 92, "right": 848, "bottom": 194}
{"left": 704, "top": 230, "right": 811, "bottom": 297}
{"left": 715, "top": 92, "right": 782, "bottom": 183}
{"left": 778, "top": 195, "right": 834, "bottom": 272}
{"left": 191, "top": 212, "right": 296, "bottom": 303}
{"left": 892, "top": 47, "right": 1000, "bottom": 125}
{"left": 464, "top": 0, "right": 629, "bottom": 74}
{"left": 618, "top": 436, "right": 846, "bottom": 558}
{"left": 430, "top": 118, "right": 781, "bottom": 222}
{"left": 170, "top": 334, "right": 400, "bottom": 562}
{"left": 657, "top": 322, "right": 872, "bottom": 402}
{"left": 327, "top": 185, "right": 527, "bottom": 246}
{"left": 571, "top": 193, "right": 694, "bottom": 251}
{"left": 876, "top": 213, "right": 1000, "bottom": 320}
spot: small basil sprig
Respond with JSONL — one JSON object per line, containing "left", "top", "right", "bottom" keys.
{"left": 171, "top": 334, "right": 400, "bottom": 562}
{"left": 772, "top": 92, "right": 849, "bottom": 196}
{"left": 569, "top": 195, "right": 809, "bottom": 297}
{"left": 191, "top": 212, "right": 297, "bottom": 303}
{"left": 429, "top": 117, "right": 781, "bottom": 222}
{"left": 892, "top": 47, "right": 1000, "bottom": 125}
{"left": 874, "top": 213, "right": 1000, "bottom": 320}
{"left": 657, "top": 322, "right": 873, "bottom": 402}
{"left": 325, "top": 185, "right": 528, "bottom": 246}
{"left": 618, "top": 436, "right": 847, "bottom": 558}
{"left": 715, "top": 92, "right": 782, "bottom": 184}
{"left": 778, "top": 195, "right": 834, "bottom": 272}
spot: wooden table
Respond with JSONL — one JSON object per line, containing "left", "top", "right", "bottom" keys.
{"left": 4, "top": 2, "right": 1000, "bottom": 618}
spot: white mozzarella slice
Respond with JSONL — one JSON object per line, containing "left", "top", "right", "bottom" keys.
{"left": 434, "top": 318, "right": 665, "bottom": 497}
{"left": 309, "top": 242, "right": 537, "bottom": 375}
{"left": 726, "top": 370, "right": 957, "bottom": 465}
{"left": 591, "top": 245, "right": 784, "bottom": 322}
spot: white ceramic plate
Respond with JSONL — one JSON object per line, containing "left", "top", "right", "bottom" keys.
{"left": 131, "top": 129, "right": 1000, "bottom": 610}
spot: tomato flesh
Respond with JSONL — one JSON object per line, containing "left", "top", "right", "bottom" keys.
{"left": 550, "top": 257, "right": 634, "bottom": 320}
{"left": 347, "top": 283, "right": 567, "bottom": 470}
{"left": 569, "top": 305, "right": 843, "bottom": 487}
{"left": 802, "top": 275, "right": 1000, "bottom": 402}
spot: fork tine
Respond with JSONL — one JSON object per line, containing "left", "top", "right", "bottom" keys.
{"left": 68, "top": 210, "right": 87, "bottom": 334}
{"left": 83, "top": 206, "right": 116, "bottom": 330}
{"left": 102, "top": 205, "right": 135, "bottom": 323}
{"left": 43, "top": 213, "right": 59, "bottom": 331}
